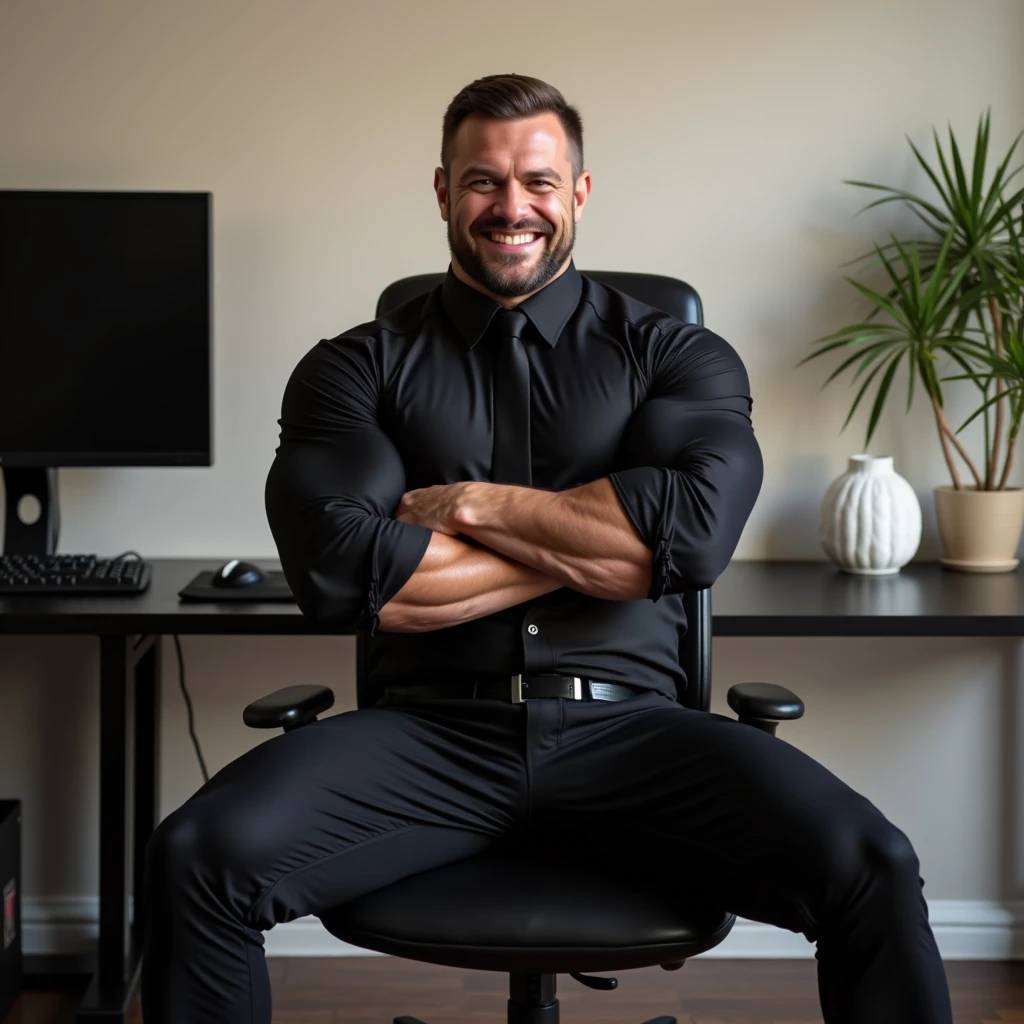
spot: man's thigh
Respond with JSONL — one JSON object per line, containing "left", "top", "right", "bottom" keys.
{"left": 151, "top": 698, "right": 529, "bottom": 927}
{"left": 531, "top": 693, "right": 900, "bottom": 937}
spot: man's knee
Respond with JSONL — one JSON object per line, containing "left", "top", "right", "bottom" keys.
{"left": 145, "top": 797, "right": 261, "bottom": 893}
{"left": 146, "top": 805, "right": 202, "bottom": 890}
{"left": 817, "top": 808, "right": 922, "bottom": 916}
{"left": 859, "top": 819, "right": 920, "bottom": 882}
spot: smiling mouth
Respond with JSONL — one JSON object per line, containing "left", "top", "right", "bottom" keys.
{"left": 481, "top": 231, "right": 545, "bottom": 250}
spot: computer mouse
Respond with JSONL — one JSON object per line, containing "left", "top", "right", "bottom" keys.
{"left": 211, "top": 559, "right": 266, "bottom": 588}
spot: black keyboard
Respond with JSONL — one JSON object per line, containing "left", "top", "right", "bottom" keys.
{"left": 0, "top": 554, "right": 151, "bottom": 595}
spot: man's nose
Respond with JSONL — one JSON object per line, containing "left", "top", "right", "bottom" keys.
{"left": 491, "top": 181, "right": 532, "bottom": 224}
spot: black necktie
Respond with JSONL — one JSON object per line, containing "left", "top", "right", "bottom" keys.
{"left": 490, "top": 307, "right": 532, "bottom": 486}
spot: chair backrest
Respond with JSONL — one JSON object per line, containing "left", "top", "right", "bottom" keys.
{"left": 356, "top": 270, "right": 712, "bottom": 713}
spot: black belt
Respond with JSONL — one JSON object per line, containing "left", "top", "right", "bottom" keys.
{"left": 384, "top": 674, "right": 642, "bottom": 703}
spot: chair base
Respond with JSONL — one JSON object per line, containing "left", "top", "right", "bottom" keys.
{"left": 393, "top": 971, "right": 682, "bottom": 1024}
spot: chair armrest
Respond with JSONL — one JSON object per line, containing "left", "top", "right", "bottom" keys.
{"left": 243, "top": 685, "right": 335, "bottom": 732}
{"left": 726, "top": 682, "right": 804, "bottom": 736}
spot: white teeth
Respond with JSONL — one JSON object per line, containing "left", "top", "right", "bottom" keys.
{"left": 491, "top": 233, "right": 537, "bottom": 245}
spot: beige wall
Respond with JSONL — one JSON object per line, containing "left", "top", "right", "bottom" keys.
{"left": 2, "top": 0, "right": 1024, "bottom": 946}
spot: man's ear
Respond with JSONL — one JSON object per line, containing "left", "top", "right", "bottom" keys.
{"left": 434, "top": 167, "right": 449, "bottom": 221}
{"left": 573, "top": 170, "right": 592, "bottom": 224}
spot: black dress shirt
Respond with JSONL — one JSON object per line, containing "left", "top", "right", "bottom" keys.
{"left": 265, "top": 261, "right": 763, "bottom": 700}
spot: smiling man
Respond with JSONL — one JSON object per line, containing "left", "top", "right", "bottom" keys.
{"left": 141, "top": 75, "right": 953, "bottom": 1024}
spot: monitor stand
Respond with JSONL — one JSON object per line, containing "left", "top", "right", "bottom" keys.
{"left": 1, "top": 467, "right": 60, "bottom": 555}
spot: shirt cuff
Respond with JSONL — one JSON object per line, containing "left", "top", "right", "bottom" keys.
{"left": 607, "top": 467, "right": 674, "bottom": 601}
{"left": 358, "top": 518, "right": 433, "bottom": 636}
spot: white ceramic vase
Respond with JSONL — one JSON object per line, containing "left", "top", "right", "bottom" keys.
{"left": 819, "top": 454, "right": 922, "bottom": 574}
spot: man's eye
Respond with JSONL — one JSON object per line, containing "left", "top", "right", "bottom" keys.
{"left": 472, "top": 179, "right": 494, "bottom": 187}
{"left": 531, "top": 181, "right": 553, "bottom": 189}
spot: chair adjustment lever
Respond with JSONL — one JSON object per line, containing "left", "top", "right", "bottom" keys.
{"left": 569, "top": 971, "right": 617, "bottom": 990}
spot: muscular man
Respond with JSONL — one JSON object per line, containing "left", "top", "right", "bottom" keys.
{"left": 141, "top": 74, "right": 953, "bottom": 1023}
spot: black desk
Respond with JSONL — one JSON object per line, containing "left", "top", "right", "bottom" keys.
{"left": 3, "top": 557, "right": 1023, "bottom": 1021}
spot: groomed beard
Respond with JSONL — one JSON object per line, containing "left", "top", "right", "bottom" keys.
{"left": 447, "top": 202, "right": 576, "bottom": 299}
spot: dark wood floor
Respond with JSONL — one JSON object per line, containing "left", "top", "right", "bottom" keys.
{"left": 5, "top": 957, "right": 1024, "bottom": 1023}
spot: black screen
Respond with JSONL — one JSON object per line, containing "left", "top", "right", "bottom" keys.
{"left": 0, "top": 190, "right": 211, "bottom": 466}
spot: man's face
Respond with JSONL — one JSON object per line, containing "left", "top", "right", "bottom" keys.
{"left": 435, "top": 113, "right": 591, "bottom": 302}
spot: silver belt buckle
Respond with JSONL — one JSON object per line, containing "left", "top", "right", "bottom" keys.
{"left": 511, "top": 675, "right": 583, "bottom": 702}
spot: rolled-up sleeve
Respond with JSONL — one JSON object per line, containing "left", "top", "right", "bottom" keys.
{"left": 607, "top": 324, "right": 763, "bottom": 597}
{"left": 265, "top": 335, "right": 432, "bottom": 632}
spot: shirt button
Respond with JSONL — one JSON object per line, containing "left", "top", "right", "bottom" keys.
{"left": 527, "top": 624, "right": 539, "bottom": 635}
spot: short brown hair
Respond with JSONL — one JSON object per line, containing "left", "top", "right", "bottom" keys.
{"left": 441, "top": 74, "right": 584, "bottom": 181}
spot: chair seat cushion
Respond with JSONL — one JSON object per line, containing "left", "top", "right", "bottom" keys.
{"left": 320, "top": 844, "right": 735, "bottom": 973}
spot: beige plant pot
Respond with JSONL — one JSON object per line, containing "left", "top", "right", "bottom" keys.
{"left": 933, "top": 486, "right": 1024, "bottom": 572}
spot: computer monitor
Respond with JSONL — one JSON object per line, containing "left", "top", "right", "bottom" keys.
{"left": 0, "top": 189, "right": 212, "bottom": 554}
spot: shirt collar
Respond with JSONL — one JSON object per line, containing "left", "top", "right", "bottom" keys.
{"left": 441, "top": 260, "right": 583, "bottom": 349}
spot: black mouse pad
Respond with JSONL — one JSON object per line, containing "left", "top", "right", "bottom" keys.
{"left": 178, "top": 570, "right": 296, "bottom": 602}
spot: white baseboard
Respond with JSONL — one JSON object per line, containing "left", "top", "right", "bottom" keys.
{"left": 20, "top": 896, "right": 1024, "bottom": 960}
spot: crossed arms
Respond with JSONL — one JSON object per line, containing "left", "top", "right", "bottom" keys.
{"left": 379, "top": 478, "right": 653, "bottom": 632}
{"left": 265, "top": 326, "right": 763, "bottom": 635}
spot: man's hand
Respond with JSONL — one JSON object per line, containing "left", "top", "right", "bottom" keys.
{"left": 394, "top": 482, "right": 471, "bottom": 535}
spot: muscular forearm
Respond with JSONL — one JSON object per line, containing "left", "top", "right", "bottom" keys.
{"left": 453, "top": 478, "right": 653, "bottom": 601}
{"left": 378, "top": 532, "right": 562, "bottom": 633}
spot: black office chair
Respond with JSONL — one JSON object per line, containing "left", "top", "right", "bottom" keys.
{"left": 244, "top": 272, "right": 805, "bottom": 1024}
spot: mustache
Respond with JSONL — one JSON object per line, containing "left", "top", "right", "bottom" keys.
{"left": 472, "top": 221, "right": 552, "bottom": 236}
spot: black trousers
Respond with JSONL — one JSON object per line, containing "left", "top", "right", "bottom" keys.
{"left": 141, "top": 689, "right": 953, "bottom": 1023}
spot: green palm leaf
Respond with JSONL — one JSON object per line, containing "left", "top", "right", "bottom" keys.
{"left": 811, "top": 112, "right": 1024, "bottom": 484}
{"left": 864, "top": 352, "right": 905, "bottom": 444}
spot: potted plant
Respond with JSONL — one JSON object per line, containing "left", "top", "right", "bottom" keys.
{"left": 800, "top": 112, "right": 1024, "bottom": 571}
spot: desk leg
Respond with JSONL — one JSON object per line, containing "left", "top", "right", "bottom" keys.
{"left": 132, "top": 636, "right": 160, "bottom": 948}
{"left": 72, "top": 634, "right": 160, "bottom": 1023}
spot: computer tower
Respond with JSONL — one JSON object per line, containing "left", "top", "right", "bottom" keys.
{"left": 0, "top": 800, "right": 21, "bottom": 1020}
